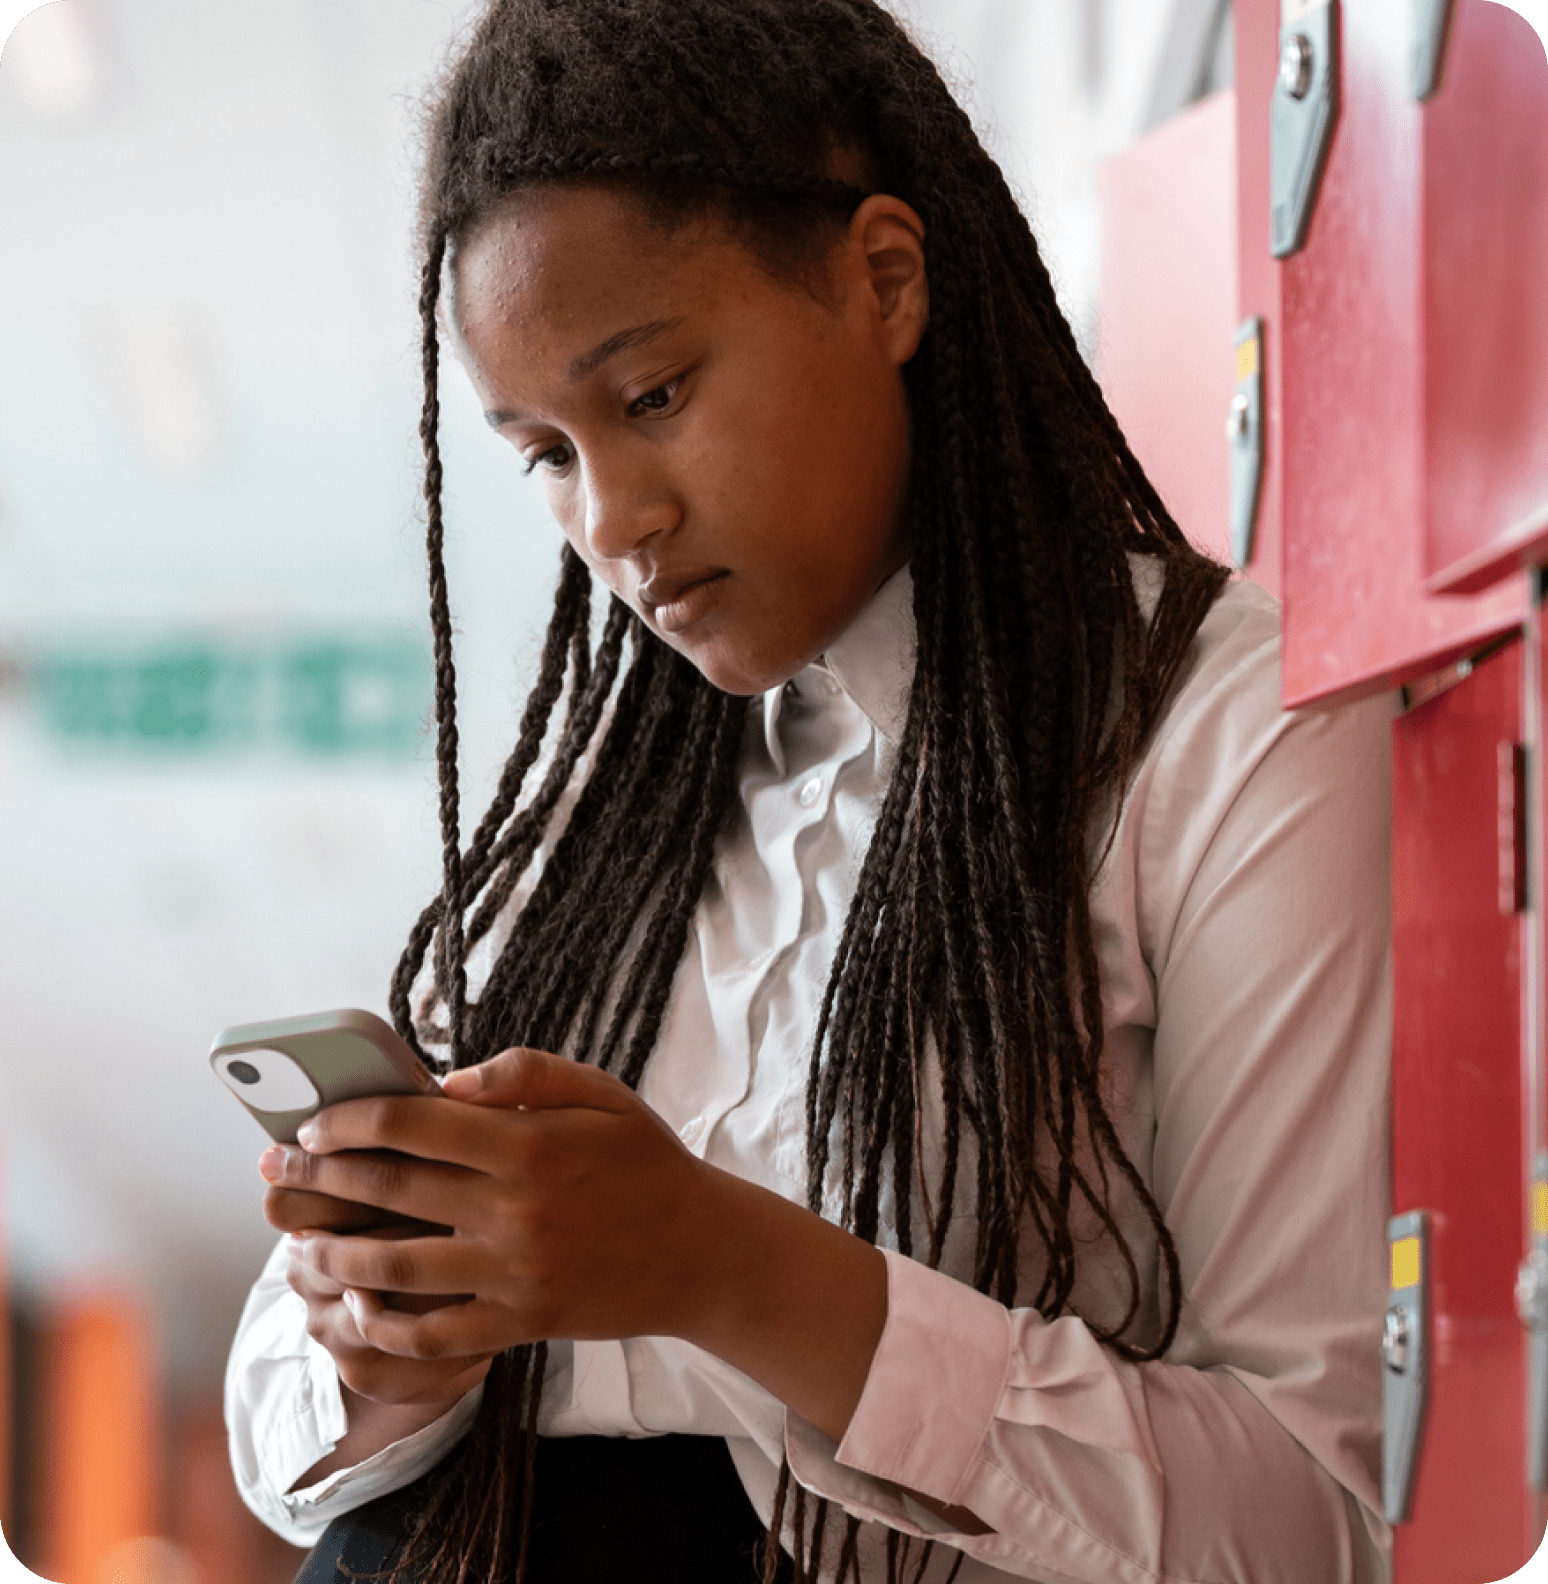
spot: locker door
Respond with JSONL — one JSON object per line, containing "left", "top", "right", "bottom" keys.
{"left": 1420, "top": 6, "right": 1548, "bottom": 598}
{"left": 1251, "top": 0, "right": 1539, "bottom": 708}
{"left": 1232, "top": 0, "right": 1548, "bottom": 1575}
{"left": 1391, "top": 641, "right": 1530, "bottom": 1579}
{"left": 1409, "top": 10, "right": 1548, "bottom": 1576}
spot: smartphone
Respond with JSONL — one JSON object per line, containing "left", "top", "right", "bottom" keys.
{"left": 210, "top": 1007, "right": 440, "bottom": 1144}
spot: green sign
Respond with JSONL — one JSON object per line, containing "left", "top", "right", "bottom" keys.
{"left": 34, "top": 637, "right": 429, "bottom": 758}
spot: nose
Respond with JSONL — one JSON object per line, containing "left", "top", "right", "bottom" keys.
{"left": 576, "top": 446, "right": 680, "bottom": 564}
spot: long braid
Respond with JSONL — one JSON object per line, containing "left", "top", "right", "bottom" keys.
{"left": 462, "top": 595, "right": 630, "bottom": 953}
{"left": 414, "top": 228, "right": 473, "bottom": 1064}
{"left": 457, "top": 548, "right": 590, "bottom": 907}
{"left": 386, "top": 3, "right": 1233, "bottom": 1579}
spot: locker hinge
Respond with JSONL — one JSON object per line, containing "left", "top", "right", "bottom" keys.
{"left": 1500, "top": 740, "right": 1529, "bottom": 915}
{"left": 1383, "top": 1210, "right": 1432, "bottom": 1523}
{"left": 1227, "top": 318, "right": 1266, "bottom": 569}
{"left": 1518, "top": 1154, "right": 1548, "bottom": 1489}
{"left": 1412, "top": 0, "right": 1457, "bottom": 100}
{"left": 1271, "top": 0, "right": 1340, "bottom": 258}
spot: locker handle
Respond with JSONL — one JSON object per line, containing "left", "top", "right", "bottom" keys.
{"left": 1270, "top": 0, "right": 1340, "bottom": 258}
{"left": 1383, "top": 1210, "right": 1432, "bottom": 1523}
{"left": 1522, "top": 1154, "right": 1548, "bottom": 1490}
{"left": 1227, "top": 319, "right": 1266, "bottom": 569}
{"left": 1412, "top": 0, "right": 1457, "bottom": 100}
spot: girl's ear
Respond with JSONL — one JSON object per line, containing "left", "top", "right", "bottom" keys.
{"left": 848, "top": 194, "right": 929, "bottom": 366}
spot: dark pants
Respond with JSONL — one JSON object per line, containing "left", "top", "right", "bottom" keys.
{"left": 293, "top": 1433, "right": 793, "bottom": 1584}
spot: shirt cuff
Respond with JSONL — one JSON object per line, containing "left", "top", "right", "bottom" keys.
{"left": 836, "top": 1248, "right": 1011, "bottom": 1504}
{"left": 281, "top": 1381, "right": 485, "bottom": 1529}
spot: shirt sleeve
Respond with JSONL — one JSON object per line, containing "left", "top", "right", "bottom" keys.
{"left": 787, "top": 602, "right": 1394, "bottom": 1584}
{"left": 224, "top": 1234, "right": 484, "bottom": 1547}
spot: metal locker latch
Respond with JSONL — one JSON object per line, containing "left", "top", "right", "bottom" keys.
{"left": 1412, "top": 0, "right": 1456, "bottom": 100}
{"left": 1227, "top": 319, "right": 1266, "bottom": 569}
{"left": 1383, "top": 1210, "right": 1432, "bottom": 1523}
{"left": 1518, "top": 1153, "right": 1548, "bottom": 1489}
{"left": 1271, "top": 0, "right": 1340, "bottom": 258}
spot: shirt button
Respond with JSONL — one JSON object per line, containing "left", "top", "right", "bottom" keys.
{"left": 679, "top": 1115, "right": 705, "bottom": 1145}
{"left": 799, "top": 776, "right": 823, "bottom": 808}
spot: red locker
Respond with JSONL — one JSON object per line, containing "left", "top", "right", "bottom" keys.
{"left": 1420, "top": 7, "right": 1548, "bottom": 598}
{"left": 1391, "top": 642, "right": 1531, "bottom": 1578}
{"left": 1229, "top": 0, "right": 1548, "bottom": 1577}
{"left": 1252, "top": 0, "right": 1541, "bottom": 708}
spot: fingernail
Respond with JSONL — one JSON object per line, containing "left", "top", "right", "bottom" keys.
{"left": 259, "top": 1147, "right": 286, "bottom": 1182}
{"left": 296, "top": 1119, "right": 319, "bottom": 1149}
{"left": 285, "top": 1233, "right": 308, "bottom": 1259}
{"left": 341, "top": 1289, "right": 363, "bottom": 1321}
{"left": 442, "top": 1067, "right": 481, "bottom": 1097}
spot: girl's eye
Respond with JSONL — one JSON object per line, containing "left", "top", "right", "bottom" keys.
{"left": 523, "top": 442, "right": 573, "bottom": 476}
{"left": 628, "top": 378, "right": 680, "bottom": 416}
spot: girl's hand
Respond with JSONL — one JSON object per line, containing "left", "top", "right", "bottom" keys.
{"left": 277, "top": 1219, "right": 495, "bottom": 1493}
{"left": 268, "top": 1049, "right": 721, "bottom": 1357}
{"left": 259, "top": 1144, "right": 489, "bottom": 1407}
{"left": 267, "top": 1047, "right": 889, "bottom": 1444}
{"left": 262, "top": 1163, "right": 428, "bottom": 1237}
{"left": 283, "top": 1220, "right": 496, "bottom": 1407}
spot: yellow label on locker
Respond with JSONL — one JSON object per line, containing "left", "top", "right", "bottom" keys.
{"left": 1535, "top": 1181, "right": 1548, "bottom": 1237}
{"left": 1236, "top": 337, "right": 1260, "bottom": 382}
{"left": 1391, "top": 1236, "right": 1422, "bottom": 1291}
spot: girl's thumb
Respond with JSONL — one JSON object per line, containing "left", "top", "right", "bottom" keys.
{"left": 440, "top": 1047, "right": 626, "bottom": 1111}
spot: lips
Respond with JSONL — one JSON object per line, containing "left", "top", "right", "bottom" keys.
{"left": 637, "top": 569, "right": 729, "bottom": 635}
{"left": 637, "top": 567, "right": 724, "bottom": 610}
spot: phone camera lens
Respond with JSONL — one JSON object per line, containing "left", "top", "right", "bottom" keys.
{"left": 227, "top": 1059, "right": 262, "bottom": 1085}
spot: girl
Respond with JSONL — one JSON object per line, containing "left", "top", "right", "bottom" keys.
{"left": 226, "top": 1, "right": 1393, "bottom": 1581}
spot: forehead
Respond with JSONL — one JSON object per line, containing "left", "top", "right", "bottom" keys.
{"left": 450, "top": 186, "right": 725, "bottom": 344}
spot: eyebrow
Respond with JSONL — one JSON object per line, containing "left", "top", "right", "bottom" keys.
{"left": 483, "top": 316, "right": 685, "bottom": 429}
{"left": 570, "top": 317, "right": 682, "bottom": 381}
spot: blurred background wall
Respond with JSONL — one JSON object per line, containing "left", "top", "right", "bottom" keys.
{"left": 0, "top": 1, "right": 1235, "bottom": 1578}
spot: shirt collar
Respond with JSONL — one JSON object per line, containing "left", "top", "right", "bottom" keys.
{"left": 806, "top": 552, "right": 1162, "bottom": 753}
{"left": 824, "top": 563, "right": 915, "bottom": 747}
{"left": 759, "top": 564, "right": 916, "bottom": 769}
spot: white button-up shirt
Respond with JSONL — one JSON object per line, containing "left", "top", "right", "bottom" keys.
{"left": 226, "top": 565, "right": 1394, "bottom": 1582}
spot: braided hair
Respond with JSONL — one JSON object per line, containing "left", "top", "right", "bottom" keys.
{"left": 387, "top": 3, "right": 1232, "bottom": 1580}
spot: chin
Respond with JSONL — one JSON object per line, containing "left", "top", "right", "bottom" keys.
{"left": 678, "top": 639, "right": 796, "bottom": 699}
{"left": 695, "top": 663, "right": 782, "bottom": 698}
